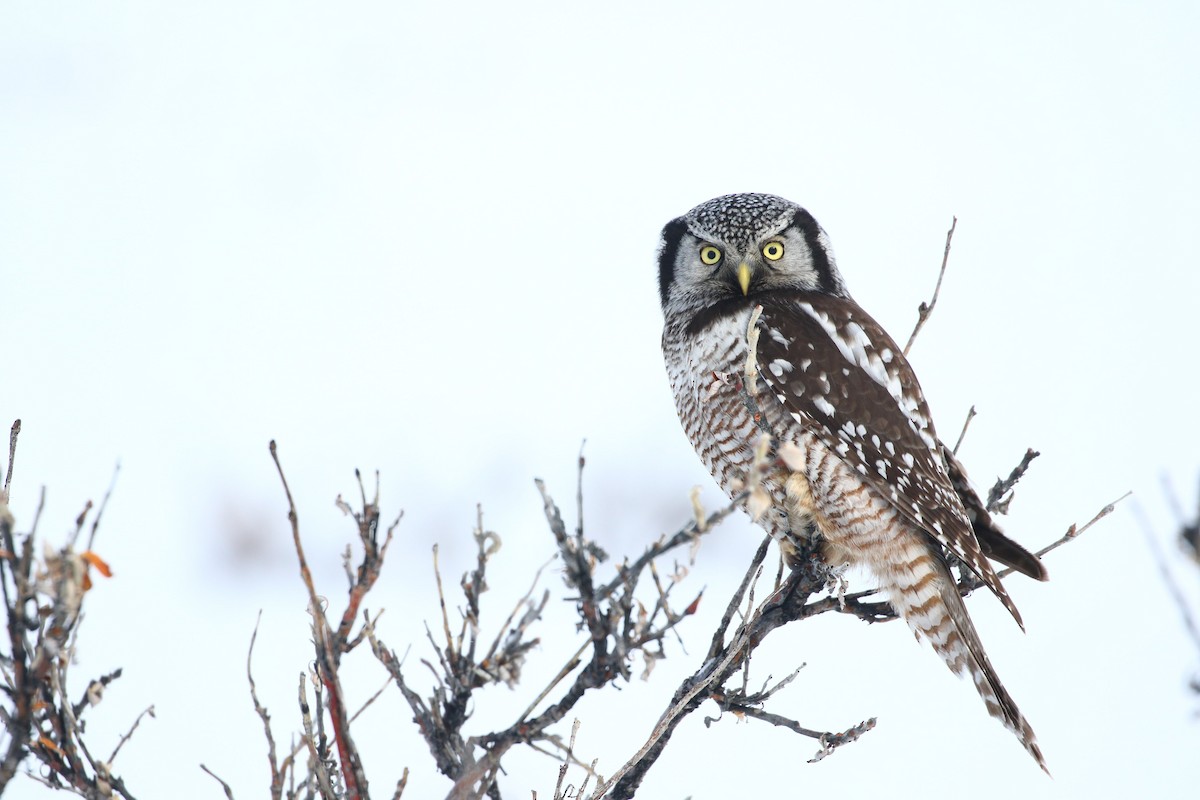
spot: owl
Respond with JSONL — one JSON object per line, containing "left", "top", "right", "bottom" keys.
{"left": 658, "top": 193, "right": 1049, "bottom": 770}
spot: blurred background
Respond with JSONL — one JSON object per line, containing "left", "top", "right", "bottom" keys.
{"left": 2, "top": 1, "right": 1198, "bottom": 797}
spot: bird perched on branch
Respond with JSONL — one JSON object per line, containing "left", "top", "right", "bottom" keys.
{"left": 657, "top": 192, "right": 1049, "bottom": 770}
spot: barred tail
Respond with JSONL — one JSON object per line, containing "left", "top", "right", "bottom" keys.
{"left": 885, "top": 542, "right": 1049, "bottom": 773}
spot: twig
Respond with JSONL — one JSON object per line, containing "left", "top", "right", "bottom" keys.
{"left": 82, "top": 461, "right": 120, "bottom": 551}
{"left": 107, "top": 705, "right": 155, "bottom": 764}
{"left": 1133, "top": 500, "right": 1200, "bottom": 655}
{"left": 270, "top": 442, "right": 369, "bottom": 800}
{"left": 349, "top": 675, "right": 394, "bottom": 725}
{"left": 707, "top": 536, "right": 771, "bottom": 661}
{"left": 951, "top": 405, "right": 976, "bottom": 456}
{"left": 904, "top": 216, "right": 957, "bottom": 356}
{"left": 247, "top": 610, "right": 282, "bottom": 798}
{"left": 432, "top": 545, "right": 456, "bottom": 663}
{"left": 807, "top": 717, "right": 878, "bottom": 763}
{"left": 200, "top": 764, "right": 236, "bottom": 799}
{"left": 598, "top": 551, "right": 849, "bottom": 799}
{"left": 551, "top": 719, "right": 581, "bottom": 800}
{"left": 3, "top": 419, "right": 18, "bottom": 494}
{"left": 483, "top": 557, "right": 552, "bottom": 669}
{"left": 594, "top": 492, "right": 747, "bottom": 603}
{"left": 1002, "top": 490, "right": 1132, "bottom": 572}
{"left": 986, "top": 449, "right": 1040, "bottom": 513}
{"left": 516, "top": 640, "right": 590, "bottom": 724}
{"left": 297, "top": 673, "right": 337, "bottom": 799}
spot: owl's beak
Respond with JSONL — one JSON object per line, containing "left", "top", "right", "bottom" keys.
{"left": 736, "top": 263, "right": 752, "bottom": 295}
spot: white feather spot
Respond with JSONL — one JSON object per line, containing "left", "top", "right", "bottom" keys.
{"left": 812, "top": 395, "right": 836, "bottom": 416}
{"left": 768, "top": 358, "right": 793, "bottom": 377}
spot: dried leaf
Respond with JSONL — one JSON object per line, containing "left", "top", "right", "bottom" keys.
{"left": 82, "top": 551, "right": 113, "bottom": 577}
{"left": 747, "top": 487, "right": 771, "bottom": 521}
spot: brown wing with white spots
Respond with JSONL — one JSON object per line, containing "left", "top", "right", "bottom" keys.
{"left": 751, "top": 293, "right": 1027, "bottom": 629}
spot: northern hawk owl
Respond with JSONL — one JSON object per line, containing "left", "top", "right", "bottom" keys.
{"left": 658, "top": 192, "right": 1049, "bottom": 770}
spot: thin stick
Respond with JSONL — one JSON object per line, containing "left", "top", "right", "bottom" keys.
{"left": 952, "top": 405, "right": 976, "bottom": 456}
{"left": 107, "top": 705, "right": 155, "bottom": 764}
{"left": 4, "top": 419, "right": 19, "bottom": 494}
{"left": 707, "top": 537, "right": 771, "bottom": 661}
{"left": 594, "top": 614, "right": 759, "bottom": 796}
{"left": 904, "top": 216, "right": 957, "bottom": 356}
{"left": 200, "top": 764, "right": 236, "bottom": 799}
{"left": 432, "top": 545, "right": 456, "bottom": 662}
{"left": 246, "top": 611, "right": 281, "bottom": 795}
{"left": 517, "top": 639, "right": 590, "bottom": 723}
{"left": 348, "top": 675, "right": 393, "bottom": 725}
{"left": 483, "top": 556, "right": 553, "bottom": 665}
{"left": 83, "top": 461, "right": 121, "bottom": 551}
{"left": 1133, "top": 500, "right": 1200, "bottom": 654}
{"left": 1029, "top": 490, "right": 1130, "bottom": 563}
{"left": 393, "top": 766, "right": 409, "bottom": 800}
{"left": 986, "top": 449, "right": 1040, "bottom": 512}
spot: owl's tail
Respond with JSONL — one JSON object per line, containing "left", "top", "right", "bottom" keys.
{"left": 883, "top": 540, "right": 1049, "bottom": 774}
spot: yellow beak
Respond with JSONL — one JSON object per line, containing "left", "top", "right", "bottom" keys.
{"left": 737, "top": 263, "right": 752, "bottom": 295}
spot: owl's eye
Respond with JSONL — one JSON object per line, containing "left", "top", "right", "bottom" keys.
{"left": 699, "top": 245, "right": 723, "bottom": 266}
{"left": 762, "top": 241, "right": 785, "bottom": 261}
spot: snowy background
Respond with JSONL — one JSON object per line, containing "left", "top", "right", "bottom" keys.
{"left": 3, "top": 1, "right": 1198, "bottom": 797}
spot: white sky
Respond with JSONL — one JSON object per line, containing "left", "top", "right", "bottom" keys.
{"left": 3, "top": 1, "right": 1198, "bottom": 797}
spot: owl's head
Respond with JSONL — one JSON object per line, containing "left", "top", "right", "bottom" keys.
{"left": 657, "top": 193, "right": 848, "bottom": 315}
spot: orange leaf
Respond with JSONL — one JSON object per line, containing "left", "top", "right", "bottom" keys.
{"left": 81, "top": 551, "right": 113, "bottom": 578}
{"left": 37, "top": 735, "right": 64, "bottom": 756}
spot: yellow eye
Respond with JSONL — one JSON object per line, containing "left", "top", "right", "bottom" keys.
{"left": 762, "top": 241, "right": 785, "bottom": 261}
{"left": 699, "top": 245, "right": 723, "bottom": 266}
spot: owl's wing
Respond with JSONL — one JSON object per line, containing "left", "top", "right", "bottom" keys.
{"left": 751, "top": 293, "right": 1029, "bottom": 628}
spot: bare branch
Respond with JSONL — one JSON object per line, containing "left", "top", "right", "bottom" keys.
{"left": 1133, "top": 499, "right": 1200, "bottom": 655}
{"left": 1001, "top": 490, "right": 1132, "bottom": 573}
{"left": 3, "top": 419, "right": 19, "bottom": 494}
{"left": 951, "top": 405, "right": 976, "bottom": 456}
{"left": 200, "top": 764, "right": 236, "bottom": 799}
{"left": 271, "top": 442, "right": 370, "bottom": 800}
{"left": 0, "top": 424, "right": 140, "bottom": 797}
{"left": 904, "top": 216, "right": 957, "bottom": 356}
{"left": 247, "top": 611, "right": 283, "bottom": 798}
{"left": 108, "top": 705, "right": 156, "bottom": 765}
{"left": 987, "top": 449, "right": 1040, "bottom": 514}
